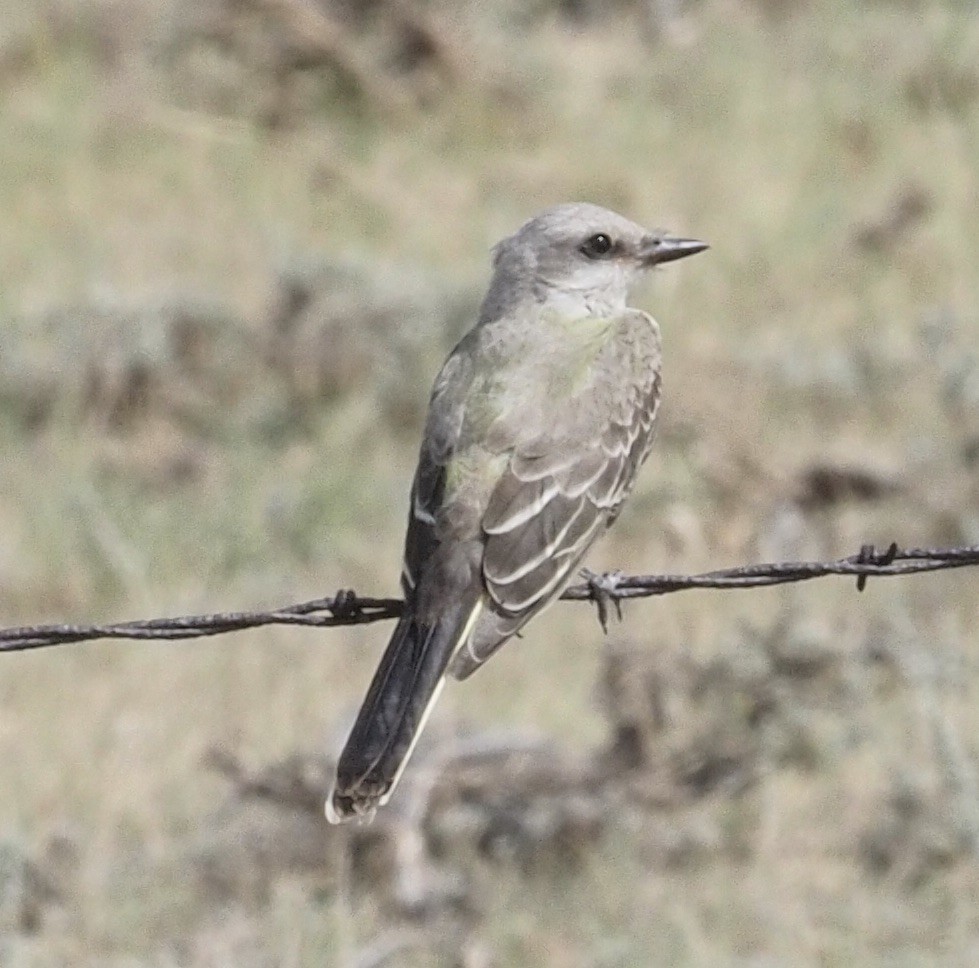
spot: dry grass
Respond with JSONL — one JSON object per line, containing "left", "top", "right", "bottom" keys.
{"left": 1, "top": 0, "right": 978, "bottom": 964}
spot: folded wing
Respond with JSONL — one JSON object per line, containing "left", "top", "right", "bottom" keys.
{"left": 451, "top": 366, "right": 661, "bottom": 678}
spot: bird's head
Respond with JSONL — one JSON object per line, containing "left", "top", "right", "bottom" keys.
{"left": 487, "top": 202, "right": 708, "bottom": 318}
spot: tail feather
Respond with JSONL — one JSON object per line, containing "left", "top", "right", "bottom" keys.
{"left": 327, "top": 597, "right": 482, "bottom": 823}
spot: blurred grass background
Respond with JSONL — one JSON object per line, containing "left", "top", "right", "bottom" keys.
{"left": 1, "top": 0, "right": 979, "bottom": 964}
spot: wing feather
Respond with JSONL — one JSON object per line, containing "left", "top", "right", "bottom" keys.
{"left": 400, "top": 353, "right": 469, "bottom": 594}
{"left": 480, "top": 364, "right": 661, "bottom": 622}
{"left": 483, "top": 449, "right": 620, "bottom": 613}
{"left": 483, "top": 494, "right": 588, "bottom": 584}
{"left": 510, "top": 447, "right": 581, "bottom": 482}
{"left": 401, "top": 457, "right": 443, "bottom": 593}
{"left": 482, "top": 476, "right": 562, "bottom": 534}
{"left": 486, "top": 516, "right": 602, "bottom": 613}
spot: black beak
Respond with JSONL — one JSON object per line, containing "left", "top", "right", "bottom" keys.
{"left": 640, "top": 235, "right": 709, "bottom": 266}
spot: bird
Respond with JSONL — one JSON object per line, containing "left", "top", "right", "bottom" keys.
{"left": 326, "top": 202, "right": 707, "bottom": 823}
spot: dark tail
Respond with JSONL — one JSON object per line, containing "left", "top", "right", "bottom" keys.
{"left": 326, "top": 597, "right": 481, "bottom": 823}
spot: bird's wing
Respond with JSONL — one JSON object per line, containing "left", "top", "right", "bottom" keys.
{"left": 482, "top": 378, "right": 660, "bottom": 613}
{"left": 453, "top": 343, "right": 661, "bottom": 676}
{"left": 401, "top": 452, "right": 443, "bottom": 596}
{"left": 400, "top": 349, "right": 470, "bottom": 597}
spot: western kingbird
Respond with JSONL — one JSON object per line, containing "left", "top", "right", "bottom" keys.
{"left": 327, "top": 202, "right": 707, "bottom": 823}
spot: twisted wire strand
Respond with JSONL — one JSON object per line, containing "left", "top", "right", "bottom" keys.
{"left": 1, "top": 543, "right": 976, "bottom": 654}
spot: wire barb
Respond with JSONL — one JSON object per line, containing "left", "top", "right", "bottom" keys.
{"left": 329, "top": 588, "right": 362, "bottom": 621}
{"left": 1, "top": 543, "right": 976, "bottom": 655}
{"left": 854, "top": 542, "right": 899, "bottom": 592}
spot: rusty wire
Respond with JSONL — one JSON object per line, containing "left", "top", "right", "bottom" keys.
{"left": 1, "top": 543, "right": 976, "bottom": 654}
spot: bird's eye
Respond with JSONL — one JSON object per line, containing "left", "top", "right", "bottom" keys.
{"left": 580, "top": 233, "right": 613, "bottom": 259}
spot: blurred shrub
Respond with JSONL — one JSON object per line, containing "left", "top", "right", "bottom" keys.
{"left": 0, "top": 258, "right": 478, "bottom": 442}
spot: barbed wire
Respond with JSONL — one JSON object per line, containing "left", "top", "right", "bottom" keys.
{"left": 1, "top": 543, "right": 976, "bottom": 655}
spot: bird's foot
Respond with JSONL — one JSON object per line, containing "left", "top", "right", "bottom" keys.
{"left": 580, "top": 568, "right": 625, "bottom": 634}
